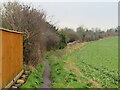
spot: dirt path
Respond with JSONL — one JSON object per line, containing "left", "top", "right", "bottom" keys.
{"left": 40, "top": 58, "right": 52, "bottom": 88}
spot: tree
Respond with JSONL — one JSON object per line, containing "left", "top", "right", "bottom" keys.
{"left": 1, "top": 1, "right": 60, "bottom": 66}
{"left": 58, "top": 29, "right": 68, "bottom": 49}
{"left": 63, "top": 27, "right": 80, "bottom": 42}
{"left": 76, "top": 26, "right": 86, "bottom": 42}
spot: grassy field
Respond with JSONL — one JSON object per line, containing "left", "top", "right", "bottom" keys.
{"left": 46, "top": 37, "right": 118, "bottom": 88}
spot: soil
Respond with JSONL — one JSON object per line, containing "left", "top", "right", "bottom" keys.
{"left": 40, "top": 58, "right": 52, "bottom": 88}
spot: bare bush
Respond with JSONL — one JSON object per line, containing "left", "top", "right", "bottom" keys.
{"left": 1, "top": 1, "right": 60, "bottom": 66}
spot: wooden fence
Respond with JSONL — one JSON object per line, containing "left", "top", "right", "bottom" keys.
{"left": 0, "top": 28, "right": 23, "bottom": 89}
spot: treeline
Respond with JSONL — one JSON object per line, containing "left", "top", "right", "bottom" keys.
{"left": 0, "top": 2, "right": 118, "bottom": 67}
{"left": 61, "top": 26, "right": 118, "bottom": 43}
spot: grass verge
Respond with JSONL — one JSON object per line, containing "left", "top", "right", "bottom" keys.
{"left": 21, "top": 61, "right": 45, "bottom": 88}
{"left": 45, "top": 43, "right": 95, "bottom": 88}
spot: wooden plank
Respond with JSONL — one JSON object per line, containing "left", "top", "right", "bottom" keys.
{"left": 0, "top": 30, "right": 2, "bottom": 89}
{"left": 0, "top": 28, "right": 24, "bottom": 34}
{"left": 5, "top": 70, "right": 24, "bottom": 88}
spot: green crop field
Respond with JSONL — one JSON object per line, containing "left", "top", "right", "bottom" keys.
{"left": 46, "top": 37, "right": 118, "bottom": 88}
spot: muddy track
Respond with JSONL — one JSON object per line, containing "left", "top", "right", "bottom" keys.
{"left": 40, "top": 58, "right": 52, "bottom": 88}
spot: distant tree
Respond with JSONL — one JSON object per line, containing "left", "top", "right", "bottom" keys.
{"left": 106, "top": 28, "right": 118, "bottom": 36}
{"left": 76, "top": 26, "right": 86, "bottom": 42}
{"left": 58, "top": 29, "right": 68, "bottom": 49}
{"left": 63, "top": 27, "right": 80, "bottom": 42}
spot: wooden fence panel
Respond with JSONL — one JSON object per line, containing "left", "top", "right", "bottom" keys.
{"left": 0, "top": 30, "right": 2, "bottom": 89}
{"left": 1, "top": 29, "right": 23, "bottom": 88}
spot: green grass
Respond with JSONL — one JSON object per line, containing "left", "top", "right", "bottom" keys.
{"left": 46, "top": 37, "right": 118, "bottom": 88}
{"left": 46, "top": 52, "right": 91, "bottom": 88}
{"left": 21, "top": 61, "right": 45, "bottom": 88}
{"left": 73, "top": 37, "right": 118, "bottom": 88}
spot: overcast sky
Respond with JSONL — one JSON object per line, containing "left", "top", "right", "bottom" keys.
{"left": 0, "top": 0, "right": 119, "bottom": 31}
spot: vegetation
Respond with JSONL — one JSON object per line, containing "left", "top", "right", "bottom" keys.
{"left": 0, "top": 1, "right": 118, "bottom": 67}
{"left": 1, "top": 1, "right": 60, "bottom": 66}
{"left": 61, "top": 26, "right": 118, "bottom": 43}
{"left": 21, "top": 61, "right": 45, "bottom": 88}
{"left": 0, "top": 1, "right": 118, "bottom": 88}
{"left": 57, "top": 30, "right": 68, "bottom": 49}
{"left": 46, "top": 37, "right": 118, "bottom": 88}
